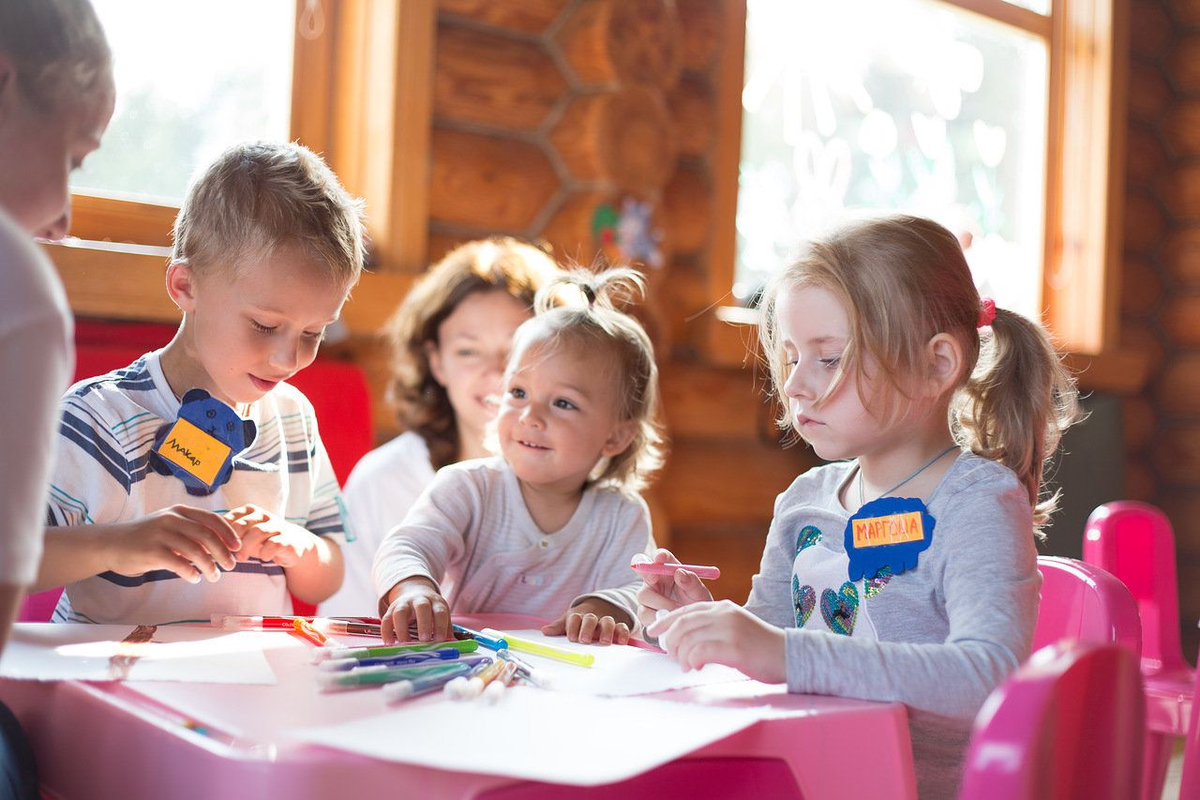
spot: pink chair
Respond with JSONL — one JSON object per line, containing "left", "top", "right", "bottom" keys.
{"left": 1031, "top": 556, "right": 1141, "bottom": 657}
{"left": 1083, "top": 501, "right": 1195, "bottom": 800}
{"left": 960, "top": 641, "right": 1144, "bottom": 799}
{"left": 1180, "top": 646, "right": 1200, "bottom": 798}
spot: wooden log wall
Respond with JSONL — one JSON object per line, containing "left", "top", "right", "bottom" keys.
{"left": 406, "top": 0, "right": 816, "bottom": 602}
{"left": 1123, "top": 0, "right": 1200, "bottom": 662}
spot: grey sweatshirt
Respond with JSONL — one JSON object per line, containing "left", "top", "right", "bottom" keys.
{"left": 745, "top": 452, "right": 1040, "bottom": 798}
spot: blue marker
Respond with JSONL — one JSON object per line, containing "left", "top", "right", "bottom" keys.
{"left": 451, "top": 623, "right": 507, "bottom": 651}
{"left": 319, "top": 651, "right": 488, "bottom": 673}
{"left": 382, "top": 662, "right": 476, "bottom": 702}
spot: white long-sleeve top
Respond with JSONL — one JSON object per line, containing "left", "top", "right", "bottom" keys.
{"left": 372, "top": 457, "right": 654, "bottom": 624}
{"left": 0, "top": 211, "right": 72, "bottom": 586}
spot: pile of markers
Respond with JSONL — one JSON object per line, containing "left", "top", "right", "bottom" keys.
{"left": 311, "top": 624, "right": 551, "bottom": 703}
{"left": 210, "top": 615, "right": 595, "bottom": 704}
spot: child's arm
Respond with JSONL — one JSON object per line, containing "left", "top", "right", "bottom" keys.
{"left": 653, "top": 468, "right": 1040, "bottom": 723}
{"left": 372, "top": 467, "right": 477, "bottom": 642}
{"left": 225, "top": 505, "right": 342, "bottom": 604}
{"left": 544, "top": 495, "right": 660, "bottom": 644}
{"left": 35, "top": 507, "right": 242, "bottom": 591}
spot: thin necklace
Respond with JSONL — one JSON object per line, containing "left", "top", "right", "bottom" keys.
{"left": 858, "top": 444, "right": 959, "bottom": 506}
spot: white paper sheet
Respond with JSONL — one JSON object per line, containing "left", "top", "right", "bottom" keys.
{"left": 490, "top": 629, "right": 748, "bottom": 696}
{"left": 293, "top": 686, "right": 762, "bottom": 786}
{"left": 0, "top": 624, "right": 283, "bottom": 684}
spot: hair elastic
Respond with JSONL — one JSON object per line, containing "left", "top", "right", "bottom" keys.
{"left": 977, "top": 297, "right": 996, "bottom": 329}
{"left": 581, "top": 284, "right": 597, "bottom": 308}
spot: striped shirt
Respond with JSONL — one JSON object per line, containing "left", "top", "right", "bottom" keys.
{"left": 47, "top": 350, "right": 347, "bottom": 624}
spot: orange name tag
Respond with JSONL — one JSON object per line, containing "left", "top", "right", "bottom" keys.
{"left": 851, "top": 511, "right": 926, "bottom": 549}
{"left": 155, "top": 418, "right": 230, "bottom": 488}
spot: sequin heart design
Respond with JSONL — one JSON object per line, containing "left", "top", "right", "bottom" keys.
{"left": 792, "top": 575, "right": 816, "bottom": 627}
{"left": 821, "top": 581, "right": 859, "bottom": 636}
{"left": 864, "top": 566, "right": 894, "bottom": 600}
{"left": 795, "top": 525, "right": 823, "bottom": 555}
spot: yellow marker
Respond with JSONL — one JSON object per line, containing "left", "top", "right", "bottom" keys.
{"left": 481, "top": 628, "right": 595, "bottom": 668}
{"left": 155, "top": 418, "right": 230, "bottom": 487}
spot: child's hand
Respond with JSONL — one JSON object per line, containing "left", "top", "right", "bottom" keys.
{"left": 380, "top": 576, "right": 451, "bottom": 644}
{"left": 634, "top": 549, "right": 714, "bottom": 630}
{"left": 108, "top": 505, "right": 241, "bottom": 583}
{"left": 541, "top": 597, "right": 632, "bottom": 645}
{"left": 224, "top": 504, "right": 318, "bottom": 568}
{"left": 646, "top": 599, "right": 786, "bottom": 684}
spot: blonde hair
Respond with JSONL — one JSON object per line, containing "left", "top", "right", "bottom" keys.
{"left": 389, "top": 238, "right": 558, "bottom": 469}
{"left": 171, "top": 141, "right": 364, "bottom": 288}
{"left": 759, "top": 214, "right": 1079, "bottom": 530}
{"left": 516, "top": 267, "right": 665, "bottom": 494}
{"left": 0, "top": 0, "right": 111, "bottom": 110}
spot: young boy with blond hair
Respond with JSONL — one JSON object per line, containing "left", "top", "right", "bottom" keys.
{"left": 35, "top": 140, "right": 363, "bottom": 625}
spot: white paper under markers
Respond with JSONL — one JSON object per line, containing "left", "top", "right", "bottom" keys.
{"left": 0, "top": 624, "right": 281, "bottom": 684}
{"left": 494, "top": 628, "right": 747, "bottom": 696}
{"left": 291, "top": 687, "right": 763, "bottom": 786}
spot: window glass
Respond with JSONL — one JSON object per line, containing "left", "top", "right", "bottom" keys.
{"left": 736, "top": 0, "right": 1048, "bottom": 319}
{"left": 71, "top": 0, "right": 296, "bottom": 205}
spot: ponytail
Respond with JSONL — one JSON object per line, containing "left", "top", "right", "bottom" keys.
{"left": 951, "top": 308, "right": 1081, "bottom": 532}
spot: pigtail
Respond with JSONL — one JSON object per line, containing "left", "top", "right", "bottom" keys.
{"left": 530, "top": 266, "right": 665, "bottom": 494}
{"left": 535, "top": 266, "right": 646, "bottom": 317}
{"left": 951, "top": 308, "right": 1081, "bottom": 532}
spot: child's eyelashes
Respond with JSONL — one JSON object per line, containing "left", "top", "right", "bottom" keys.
{"left": 553, "top": 398, "right": 578, "bottom": 411}
{"left": 508, "top": 387, "right": 526, "bottom": 400}
{"left": 819, "top": 357, "right": 842, "bottom": 369}
{"left": 251, "top": 320, "right": 325, "bottom": 342}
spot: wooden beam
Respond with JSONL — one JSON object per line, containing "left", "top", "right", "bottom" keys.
{"left": 41, "top": 241, "right": 413, "bottom": 336}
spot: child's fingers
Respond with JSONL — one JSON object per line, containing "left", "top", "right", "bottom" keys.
{"left": 592, "top": 615, "right": 618, "bottom": 645}
{"left": 540, "top": 614, "right": 568, "bottom": 637}
{"left": 159, "top": 533, "right": 223, "bottom": 582}
{"left": 383, "top": 603, "right": 412, "bottom": 645}
{"left": 650, "top": 548, "right": 679, "bottom": 564}
{"left": 411, "top": 597, "right": 437, "bottom": 642}
{"left": 572, "top": 612, "right": 601, "bottom": 643}
{"left": 674, "top": 569, "right": 715, "bottom": 604}
{"left": 431, "top": 602, "right": 452, "bottom": 642}
{"left": 612, "top": 621, "right": 632, "bottom": 645}
{"left": 175, "top": 506, "right": 242, "bottom": 554}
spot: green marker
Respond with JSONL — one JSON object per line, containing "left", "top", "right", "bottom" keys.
{"left": 317, "top": 661, "right": 471, "bottom": 692}
{"left": 312, "top": 639, "right": 478, "bottom": 664}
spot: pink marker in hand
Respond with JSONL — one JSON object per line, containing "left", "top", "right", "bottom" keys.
{"left": 630, "top": 558, "right": 720, "bottom": 580}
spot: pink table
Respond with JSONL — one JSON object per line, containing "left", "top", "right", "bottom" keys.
{"left": 0, "top": 616, "right": 915, "bottom": 799}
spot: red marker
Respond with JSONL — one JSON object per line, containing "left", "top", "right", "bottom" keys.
{"left": 630, "top": 559, "right": 720, "bottom": 580}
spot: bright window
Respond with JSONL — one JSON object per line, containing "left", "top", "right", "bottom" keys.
{"left": 71, "top": 0, "right": 296, "bottom": 205}
{"left": 735, "top": 0, "right": 1049, "bottom": 321}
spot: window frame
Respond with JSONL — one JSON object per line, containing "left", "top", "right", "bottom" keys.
{"left": 65, "top": 0, "right": 435, "bottom": 276}
{"left": 706, "top": 0, "right": 1136, "bottom": 388}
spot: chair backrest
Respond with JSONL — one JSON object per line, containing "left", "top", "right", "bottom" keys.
{"left": 960, "top": 641, "right": 1144, "bottom": 800}
{"left": 1082, "top": 501, "right": 1186, "bottom": 674}
{"left": 1032, "top": 556, "right": 1141, "bottom": 658}
{"left": 1180, "top": 645, "right": 1200, "bottom": 797}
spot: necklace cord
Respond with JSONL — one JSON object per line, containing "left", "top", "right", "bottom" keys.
{"left": 858, "top": 445, "right": 959, "bottom": 506}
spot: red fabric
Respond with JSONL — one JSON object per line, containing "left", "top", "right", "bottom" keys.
{"left": 30, "top": 318, "right": 374, "bottom": 620}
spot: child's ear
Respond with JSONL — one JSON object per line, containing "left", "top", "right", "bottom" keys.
{"left": 165, "top": 261, "right": 198, "bottom": 313}
{"left": 925, "top": 332, "right": 963, "bottom": 396}
{"left": 600, "top": 419, "right": 638, "bottom": 459}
